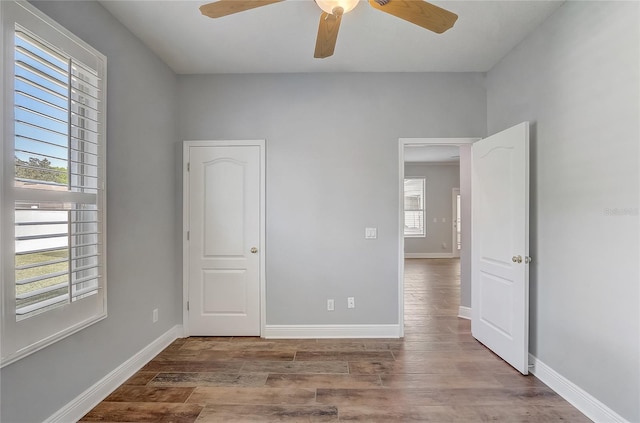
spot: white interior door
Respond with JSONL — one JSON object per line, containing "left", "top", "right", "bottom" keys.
{"left": 185, "top": 141, "right": 264, "bottom": 336}
{"left": 471, "top": 122, "right": 529, "bottom": 374}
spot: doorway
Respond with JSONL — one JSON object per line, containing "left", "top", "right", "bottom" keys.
{"left": 398, "top": 138, "right": 478, "bottom": 336}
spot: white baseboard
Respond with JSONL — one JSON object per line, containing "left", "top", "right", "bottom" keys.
{"left": 264, "top": 324, "right": 401, "bottom": 339}
{"left": 45, "top": 325, "right": 183, "bottom": 423}
{"left": 458, "top": 306, "right": 471, "bottom": 320}
{"left": 528, "top": 353, "right": 629, "bottom": 423}
{"left": 404, "top": 253, "right": 454, "bottom": 259}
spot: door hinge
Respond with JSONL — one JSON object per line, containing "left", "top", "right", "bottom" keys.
{"left": 187, "top": 162, "right": 190, "bottom": 171}
{"left": 187, "top": 231, "right": 190, "bottom": 240}
{"left": 187, "top": 301, "right": 189, "bottom": 311}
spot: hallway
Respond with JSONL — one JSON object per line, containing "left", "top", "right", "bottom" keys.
{"left": 81, "top": 259, "right": 589, "bottom": 422}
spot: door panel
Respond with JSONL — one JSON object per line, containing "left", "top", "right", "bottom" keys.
{"left": 202, "top": 269, "right": 247, "bottom": 314}
{"left": 471, "top": 122, "right": 529, "bottom": 374}
{"left": 187, "top": 143, "right": 262, "bottom": 336}
{"left": 204, "top": 159, "right": 245, "bottom": 256}
{"left": 479, "top": 273, "right": 513, "bottom": 337}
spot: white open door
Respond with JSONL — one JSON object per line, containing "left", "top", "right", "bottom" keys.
{"left": 184, "top": 141, "right": 265, "bottom": 336}
{"left": 471, "top": 122, "right": 530, "bottom": 374}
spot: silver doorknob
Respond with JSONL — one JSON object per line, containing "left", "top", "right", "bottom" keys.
{"left": 525, "top": 256, "right": 532, "bottom": 264}
{"left": 512, "top": 255, "right": 522, "bottom": 263}
{"left": 251, "top": 247, "right": 258, "bottom": 254}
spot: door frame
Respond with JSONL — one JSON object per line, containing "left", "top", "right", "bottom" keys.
{"left": 452, "top": 188, "right": 461, "bottom": 258}
{"left": 398, "top": 138, "right": 478, "bottom": 337}
{"left": 182, "top": 140, "right": 266, "bottom": 337}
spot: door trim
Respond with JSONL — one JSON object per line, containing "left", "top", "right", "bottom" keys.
{"left": 398, "top": 138, "right": 478, "bottom": 337}
{"left": 182, "top": 140, "right": 266, "bottom": 337}
{"left": 452, "top": 188, "right": 460, "bottom": 258}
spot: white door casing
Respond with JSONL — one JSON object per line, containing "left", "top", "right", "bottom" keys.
{"left": 471, "top": 122, "right": 530, "bottom": 374}
{"left": 183, "top": 140, "right": 265, "bottom": 336}
{"left": 452, "top": 188, "right": 461, "bottom": 258}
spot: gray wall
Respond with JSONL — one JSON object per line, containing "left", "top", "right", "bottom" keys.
{"left": 0, "top": 2, "right": 180, "bottom": 422}
{"left": 178, "top": 73, "right": 486, "bottom": 325}
{"left": 404, "top": 163, "right": 460, "bottom": 255}
{"left": 487, "top": 1, "right": 639, "bottom": 421}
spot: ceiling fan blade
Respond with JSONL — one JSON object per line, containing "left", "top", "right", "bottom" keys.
{"left": 368, "top": 0, "right": 457, "bottom": 34}
{"left": 314, "top": 12, "right": 342, "bottom": 59}
{"left": 200, "top": 0, "right": 284, "bottom": 18}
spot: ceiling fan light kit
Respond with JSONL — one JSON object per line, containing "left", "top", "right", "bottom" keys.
{"left": 199, "top": 0, "right": 458, "bottom": 58}
{"left": 315, "top": 0, "right": 359, "bottom": 15}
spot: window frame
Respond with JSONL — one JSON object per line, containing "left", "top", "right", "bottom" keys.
{"left": 1, "top": 0, "right": 107, "bottom": 367}
{"left": 403, "top": 177, "right": 426, "bottom": 238}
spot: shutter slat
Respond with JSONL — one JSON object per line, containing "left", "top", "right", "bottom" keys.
{"left": 15, "top": 30, "right": 68, "bottom": 68}
{"left": 73, "top": 252, "right": 100, "bottom": 261}
{"left": 15, "top": 232, "right": 68, "bottom": 242}
{"left": 15, "top": 257, "right": 67, "bottom": 270}
{"left": 16, "top": 270, "right": 68, "bottom": 286}
{"left": 15, "top": 117, "right": 67, "bottom": 137}
{"left": 71, "top": 241, "right": 100, "bottom": 250}
{"left": 73, "top": 262, "right": 98, "bottom": 273}
{"left": 15, "top": 220, "right": 66, "bottom": 226}
{"left": 16, "top": 294, "right": 68, "bottom": 316}
{"left": 71, "top": 274, "right": 100, "bottom": 286}
{"left": 16, "top": 282, "right": 68, "bottom": 300}
{"left": 14, "top": 178, "right": 67, "bottom": 188}
{"left": 15, "top": 44, "right": 67, "bottom": 77}
{"left": 72, "top": 285, "right": 99, "bottom": 299}
{"left": 16, "top": 132, "right": 67, "bottom": 150}
{"left": 14, "top": 163, "right": 67, "bottom": 178}
{"left": 15, "top": 104, "right": 67, "bottom": 126}
{"left": 16, "top": 89, "right": 67, "bottom": 114}
{"left": 15, "top": 245, "right": 68, "bottom": 256}
{"left": 15, "top": 61, "right": 67, "bottom": 91}
{"left": 16, "top": 148, "right": 68, "bottom": 163}
{"left": 16, "top": 75, "right": 67, "bottom": 103}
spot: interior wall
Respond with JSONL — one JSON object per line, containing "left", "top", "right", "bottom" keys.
{"left": 486, "top": 1, "right": 639, "bottom": 421}
{"left": 178, "top": 73, "right": 486, "bottom": 325}
{"left": 1, "top": 2, "right": 180, "bottom": 422}
{"left": 404, "top": 163, "right": 460, "bottom": 255}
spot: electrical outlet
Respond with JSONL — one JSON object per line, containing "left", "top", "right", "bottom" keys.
{"left": 327, "top": 299, "right": 335, "bottom": 311}
{"left": 347, "top": 297, "right": 355, "bottom": 309}
{"left": 152, "top": 308, "right": 158, "bottom": 323}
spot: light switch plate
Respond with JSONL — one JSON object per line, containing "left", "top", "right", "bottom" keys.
{"left": 365, "top": 227, "right": 377, "bottom": 239}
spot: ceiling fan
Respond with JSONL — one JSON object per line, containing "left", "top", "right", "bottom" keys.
{"left": 199, "top": 0, "right": 458, "bottom": 58}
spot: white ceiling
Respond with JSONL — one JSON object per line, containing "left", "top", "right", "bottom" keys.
{"left": 404, "top": 145, "right": 460, "bottom": 163}
{"left": 99, "top": 0, "right": 564, "bottom": 74}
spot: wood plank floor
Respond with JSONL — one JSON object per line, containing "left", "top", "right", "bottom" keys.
{"left": 81, "top": 259, "right": 590, "bottom": 422}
